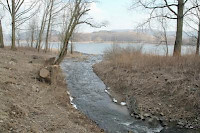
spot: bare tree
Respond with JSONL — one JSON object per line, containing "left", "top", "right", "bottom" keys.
{"left": 36, "top": 0, "right": 51, "bottom": 52}
{"left": 0, "top": 0, "right": 38, "bottom": 50}
{"left": 154, "top": 16, "right": 169, "bottom": 56}
{"left": 16, "top": 29, "right": 21, "bottom": 47}
{"left": 185, "top": 0, "right": 200, "bottom": 55}
{"left": 54, "top": 0, "right": 104, "bottom": 65}
{"left": 44, "top": 0, "right": 54, "bottom": 52}
{"left": 132, "top": 0, "right": 200, "bottom": 56}
{"left": 44, "top": 0, "right": 67, "bottom": 52}
{"left": 0, "top": 19, "right": 4, "bottom": 48}
{"left": 28, "top": 18, "right": 38, "bottom": 48}
{"left": 58, "top": 7, "right": 70, "bottom": 51}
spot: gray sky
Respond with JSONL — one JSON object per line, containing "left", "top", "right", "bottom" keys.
{"left": 81, "top": 0, "right": 150, "bottom": 32}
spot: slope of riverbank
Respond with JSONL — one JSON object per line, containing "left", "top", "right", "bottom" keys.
{"left": 0, "top": 47, "right": 101, "bottom": 133}
{"left": 93, "top": 47, "right": 200, "bottom": 131}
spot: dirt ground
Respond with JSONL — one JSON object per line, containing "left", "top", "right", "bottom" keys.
{"left": 93, "top": 57, "right": 200, "bottom": 129}
{"left": 0, "top": 47, "right": 102, "bottom": 133}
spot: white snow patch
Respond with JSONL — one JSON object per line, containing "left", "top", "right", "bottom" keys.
{"left": 121, "top": 122, "right": 132, "bottom": 126}
{"left": 105, "top": 89, "right": 110, "bottom": 95}
{"left": 72, "top": 104, "right": 78, "bottom": 109}
{"left": 69, "top": 96, "right": 78, "bottom": 109}
{"left": 69, "top": 96, "right": 73, "bottom": 101}
{"left": 113, "top": 98, "right": 117, "bottom": 103}
{"left": 120, "top": 102, "right": 127, "bottom": 106}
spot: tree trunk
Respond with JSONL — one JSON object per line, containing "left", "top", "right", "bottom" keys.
{"left": 11, "top": 0, "right": 16, "bottom": 50}
{"left": 36, "top": 16, "right": 46, "bottom": 52}
{"left": 45, "top": 0, "right": 54, "bottom": 53}
{"left": 54, "top": 43, "right": 68, "bottom": 65}
{"left": 164, "top": 33, "right": 168, "bottom": 56}
{"left": 173, "top": 0, "right": 184, "bottom": 56}
{"left": 36, "top": 5, "right": 49, "bottom": 52}
{"left": 30, "top": 30, "right": 34, "bottom": 47}
{"left": 71, "top": 42, "right": 73, "bottom": 54}
{"left": 196, "top": 21, "right": 200, "bottom": 56}
{"left": 0, "top": 20, "right": 4, "bottom": 48}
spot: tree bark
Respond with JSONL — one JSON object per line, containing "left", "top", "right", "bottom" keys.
{"left": 54, "top": 44, "right": 68, "bottom": 65}
{"left": 164, "top": 31, "right": 168, "bottom": 56}
{"left": 196, "top": 21, "right": 200, "bottom": 56}
{"left": 45, "top": 0, "right": 54, "bottom": 53}
{"left": 11, "top": 0, "right": 16, "bottom": 50}
{"left": 173, "top": 0, "right": 184, "bottom": 56}
{"left": 30, "top": 28, "right": 34, "bottom": 47}
{"left": 71, "top": 42, "right": 73, "bottom": 54}
{"left": 36, "top": 11, "right": 47, "bottom": 52}
{"left": 0, "top": 20, "right": 4, "bottom": 48}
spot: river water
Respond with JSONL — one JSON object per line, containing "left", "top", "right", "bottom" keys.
{"left": 73, "top": 43, "right": 196, "bottom": 55}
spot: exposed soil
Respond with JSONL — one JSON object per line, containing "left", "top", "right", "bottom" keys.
{"left": 93, "top": 58, "right": 200, "bottom": 130}
{"left": 0, "top": 47, "right": 102, "bottom": 133}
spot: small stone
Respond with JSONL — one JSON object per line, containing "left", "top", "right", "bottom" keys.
{"left": 113, "top": 98, "right": 117, "bottom": 103}
{"left": 9, "top": 61, "right": 16, "bottom": 65}
{"left": 0, "top": 120, "right": 3, "bottom": 123}
{"left": 29, "top": 61, "right": 33, "bottom": 63}
{"left": 135, "top": 115, "right": 141, "bottom": 119}
{"left": 189, "top": 126, "right": 194, "bottom": 129}
{"left": 12, "top": 111, "right": 16, "bottom": 115}
{"left": 155, "top": 107, "right": 160, "bottom": 111}
{"left": 144, "top": 113, "right": 151, "bottom": 117}
{"left": 148, "top": 117, "right": 159, "bottom": 128}
{"left": 190, "top": 88, "right": 197, "bottom": 91}
{"left": 160, "top": 119, "right": 168, "bottom": 127}
{"left": 140, "top": 115, "right": 145, "bottom": 120}
{"left": 32, "top": 55, "right": 39, "bottom": 59}
{"left": 11, "top": 58, "right": 17, "bottom": 63}
{"left": 160, "top": 112, "right": 164, "bottom": 116}
{"left": 178, "top": 121, "right": 184, "bottom": 126}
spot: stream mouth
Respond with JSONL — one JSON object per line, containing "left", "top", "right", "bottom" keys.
{"left": 61, "top": 55, "right": 199, "bottom": 133}
{"left": 61, "top": 55, "right": 162, "bottom": 133}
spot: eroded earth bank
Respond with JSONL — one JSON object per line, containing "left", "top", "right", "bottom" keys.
{"left": 93, "top": 50, "right": 200, "bottom": 133}
{"left": 0, "top": 47, "right": 101, "bottom": 133}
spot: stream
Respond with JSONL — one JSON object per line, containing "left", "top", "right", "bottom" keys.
{"left": 61, "top": 55, "right": 199, "bottom": 133}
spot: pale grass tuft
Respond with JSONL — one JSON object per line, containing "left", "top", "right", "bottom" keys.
{"left": 104, "top": 45, "right": 200, "bottom": 70}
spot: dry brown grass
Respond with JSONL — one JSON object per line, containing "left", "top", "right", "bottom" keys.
{"left": 104, "top": 45, "right": 200, "bottom": 70}
{"left": 96, "top": 46, "right": 200, "bottom": 128}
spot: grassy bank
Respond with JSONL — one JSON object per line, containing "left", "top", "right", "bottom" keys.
{"left": 93, "top": 46, "right": 200, "bottom": 129}
{"left": 0, "top": 47, "right": 101, "bottom": 133}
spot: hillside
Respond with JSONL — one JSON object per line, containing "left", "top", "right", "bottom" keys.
{"left": 0, "top": 47, "right": 102, "bottom": 133}
{"left": 4, "top": 29, "right": 195, "bottom": 46}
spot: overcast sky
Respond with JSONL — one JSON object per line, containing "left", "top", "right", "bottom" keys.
{"left": 80, "top": 0, "right": 150, "bottom": 32}
{"left": 1, "top": 0, "right": 190, "bottom": 34}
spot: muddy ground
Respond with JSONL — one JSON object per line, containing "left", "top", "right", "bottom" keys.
{"left": 0, "top": 47, "right": 102, "bottom": 133}
{"left": 93, "top": 59, "right": 200, "bottom": 130}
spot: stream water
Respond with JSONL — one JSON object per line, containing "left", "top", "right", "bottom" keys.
{"left": 61, "top": 55, "right": 199, "bottom": 133}
{"left": 61, "top": 55, "right": 163, "bottom": 133}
